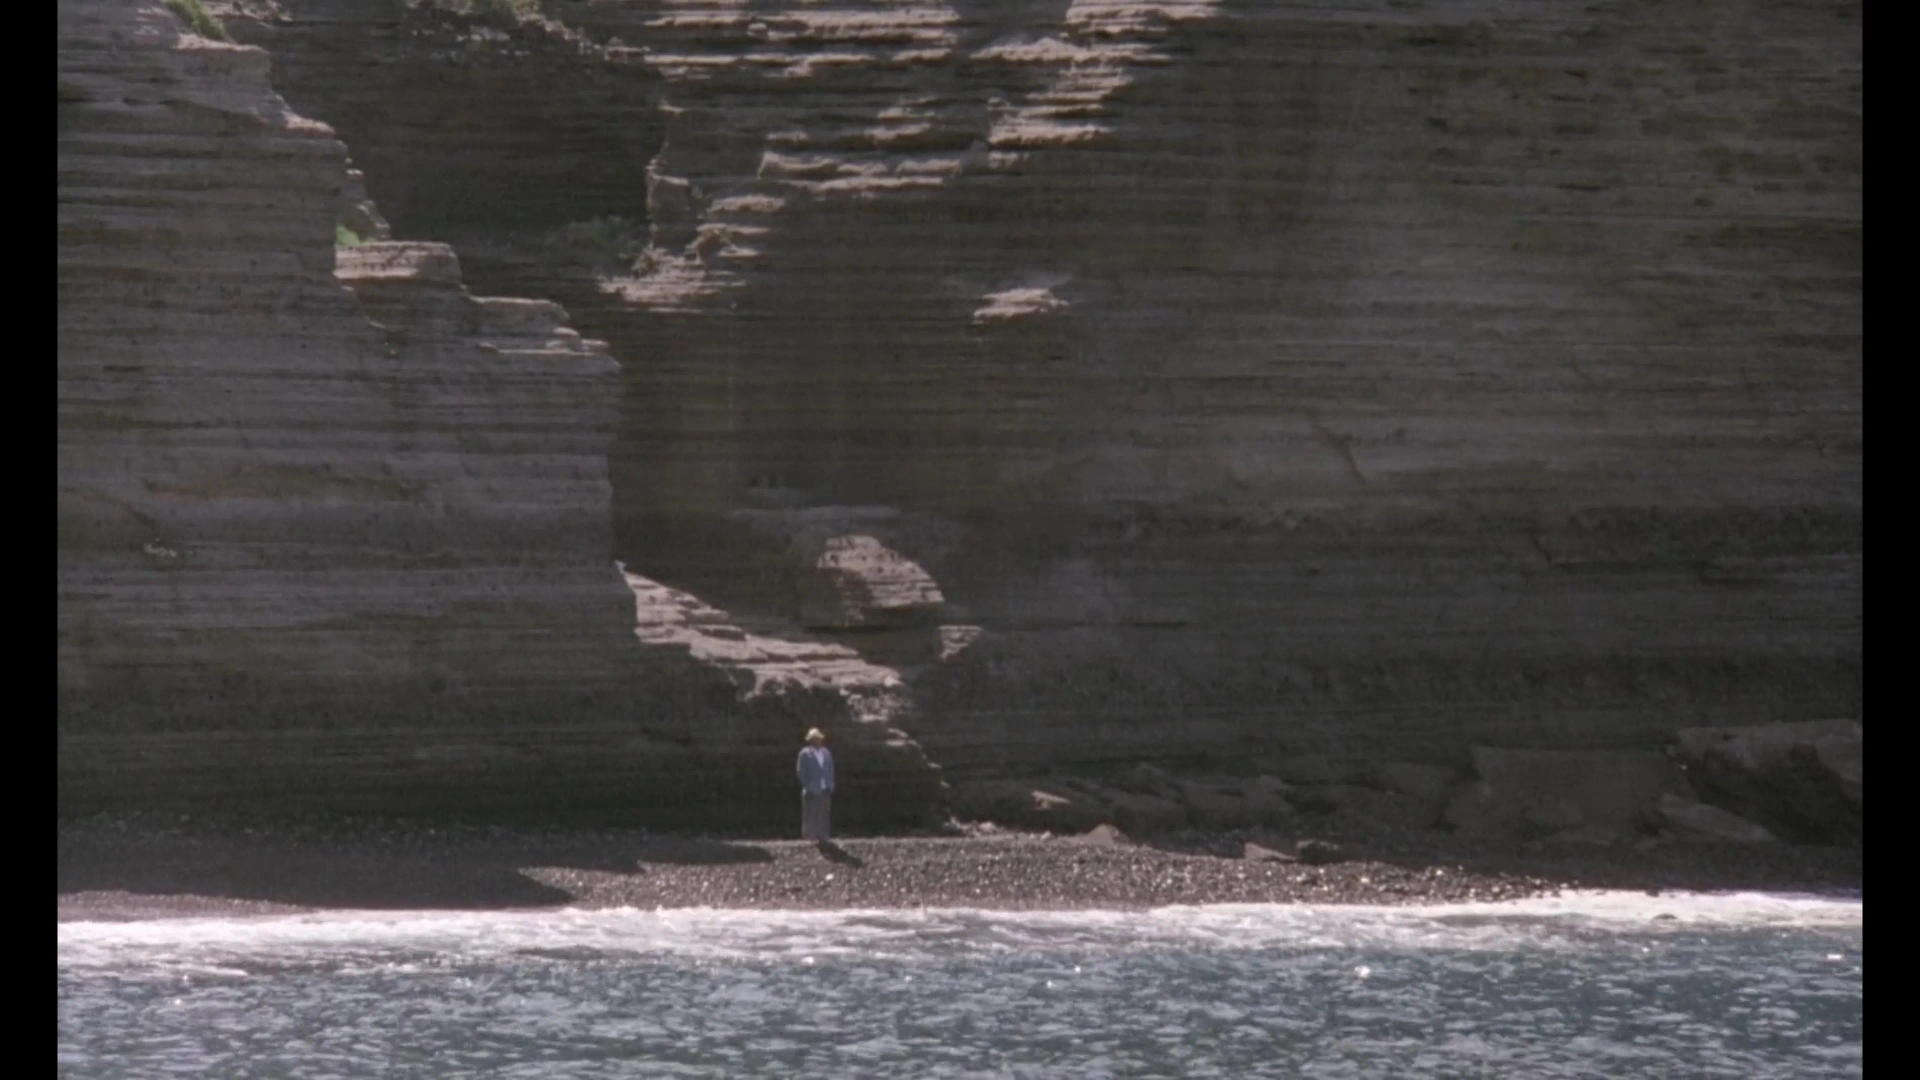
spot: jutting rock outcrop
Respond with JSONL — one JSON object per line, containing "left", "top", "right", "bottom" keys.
{"left": 57, "top": 0, "right": 944, "bottom": 826}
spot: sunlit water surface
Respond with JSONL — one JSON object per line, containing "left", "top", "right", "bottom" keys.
{"left": 59, "top": 891, "right": 1861, "bottom": 1078}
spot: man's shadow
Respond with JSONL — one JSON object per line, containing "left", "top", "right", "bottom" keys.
{"left": 816, "top": 839, "right": 864, "bottom": 867}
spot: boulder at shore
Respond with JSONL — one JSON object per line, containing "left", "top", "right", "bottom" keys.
{"left": 1672, "top": 720, "right": 1861, "bottom": 845}
{"left": 1444, "top": 748, "right": 1694, "bottom": 841}
{"left": 1655, "top": 794, "right": 1778, "bottom": 844}
{"left": 945, "top": 779, "right": 1109, "bottom": 834}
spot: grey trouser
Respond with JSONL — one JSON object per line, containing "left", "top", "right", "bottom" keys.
{"left": 802, "top": 792, "right": 832, "bottom": 840}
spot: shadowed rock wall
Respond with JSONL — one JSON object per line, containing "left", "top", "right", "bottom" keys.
{"left": 128, "top": 0, "right": 1862, "bottom": 786}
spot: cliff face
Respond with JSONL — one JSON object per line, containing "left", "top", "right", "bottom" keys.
{"left": 234, "top": 0, "right": 1858, "bottom": 778}
{"left": 62, "top": 0, "right": 1859, "bottom": 817}
{"left": 56, "top": 0, "right": 943, "bottom": 824}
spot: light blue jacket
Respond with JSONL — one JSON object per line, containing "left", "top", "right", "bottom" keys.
{"left": 797, "top": 746, "right": 835, "bottom": 795}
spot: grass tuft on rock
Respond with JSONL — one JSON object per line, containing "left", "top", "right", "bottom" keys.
{"left": 429, "top": 0, "right": 544, "bottom": 21}
{"left": 164, "top": 0, "right": 231, "bottom": 42}
{"left": 335, "top": 224, "right": 366, "bottom": 249}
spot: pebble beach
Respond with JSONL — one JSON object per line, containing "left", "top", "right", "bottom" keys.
{"left": 58, "top": 812, "right": 1860, "bottom": 921}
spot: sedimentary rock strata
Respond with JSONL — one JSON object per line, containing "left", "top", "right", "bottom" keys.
{"left": 225, "top": 0, "right": 1861, "bottom": 786}
{"left": 57, "top": 0, "right": 942, "bottom": 825}
{"left": 61, "top": 0, "right": 1860, "bottom": 823}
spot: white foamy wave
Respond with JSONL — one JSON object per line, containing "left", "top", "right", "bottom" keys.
{"left": 57, "top": 891, "right": 1860, "bottom": 975}
{"left": 1397, "top": 889, "right": 1863, "bottom": 929}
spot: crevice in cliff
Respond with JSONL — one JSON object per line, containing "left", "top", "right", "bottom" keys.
{"left": 225, "top": 2, "right": 665, "bottom": 318}
{"left": 221, "top": 0, "right": 1044, "bottom": 776}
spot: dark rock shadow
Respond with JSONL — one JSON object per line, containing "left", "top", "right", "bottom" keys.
{"left": 55, "top": 817, "right": 786, "bottom": 912}
{"left": 56, "top": 841, "right": 575, "bottom": 911}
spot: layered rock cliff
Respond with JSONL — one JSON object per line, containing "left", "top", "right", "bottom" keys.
{"left": 57, "top": 0, "right": 944, "bottom": 824}
{"left": 61, "top": 0, "right": 1859, "bottom": 823}
{"left": 226, "top": 0, "right": 1858, "bottom": 782}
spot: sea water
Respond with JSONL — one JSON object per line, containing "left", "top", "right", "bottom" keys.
{"left": 58, "top": 891, "right": 1861, "bottom": 1078}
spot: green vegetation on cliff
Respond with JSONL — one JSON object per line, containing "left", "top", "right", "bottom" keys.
{"left": 163, "top": 0, "right": 229, "bottom": 42}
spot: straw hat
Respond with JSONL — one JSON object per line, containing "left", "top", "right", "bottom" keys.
{"left": 805, "top": 728, "right": 826, "bottom": 743}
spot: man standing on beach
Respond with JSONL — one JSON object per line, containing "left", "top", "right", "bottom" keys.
{"left": 797, "top": 728, "right": 835, "bottom": 841}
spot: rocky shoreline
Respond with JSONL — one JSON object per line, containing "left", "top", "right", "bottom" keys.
{"left": 56, "top": 811, "right": 1860, "bottom": 922}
